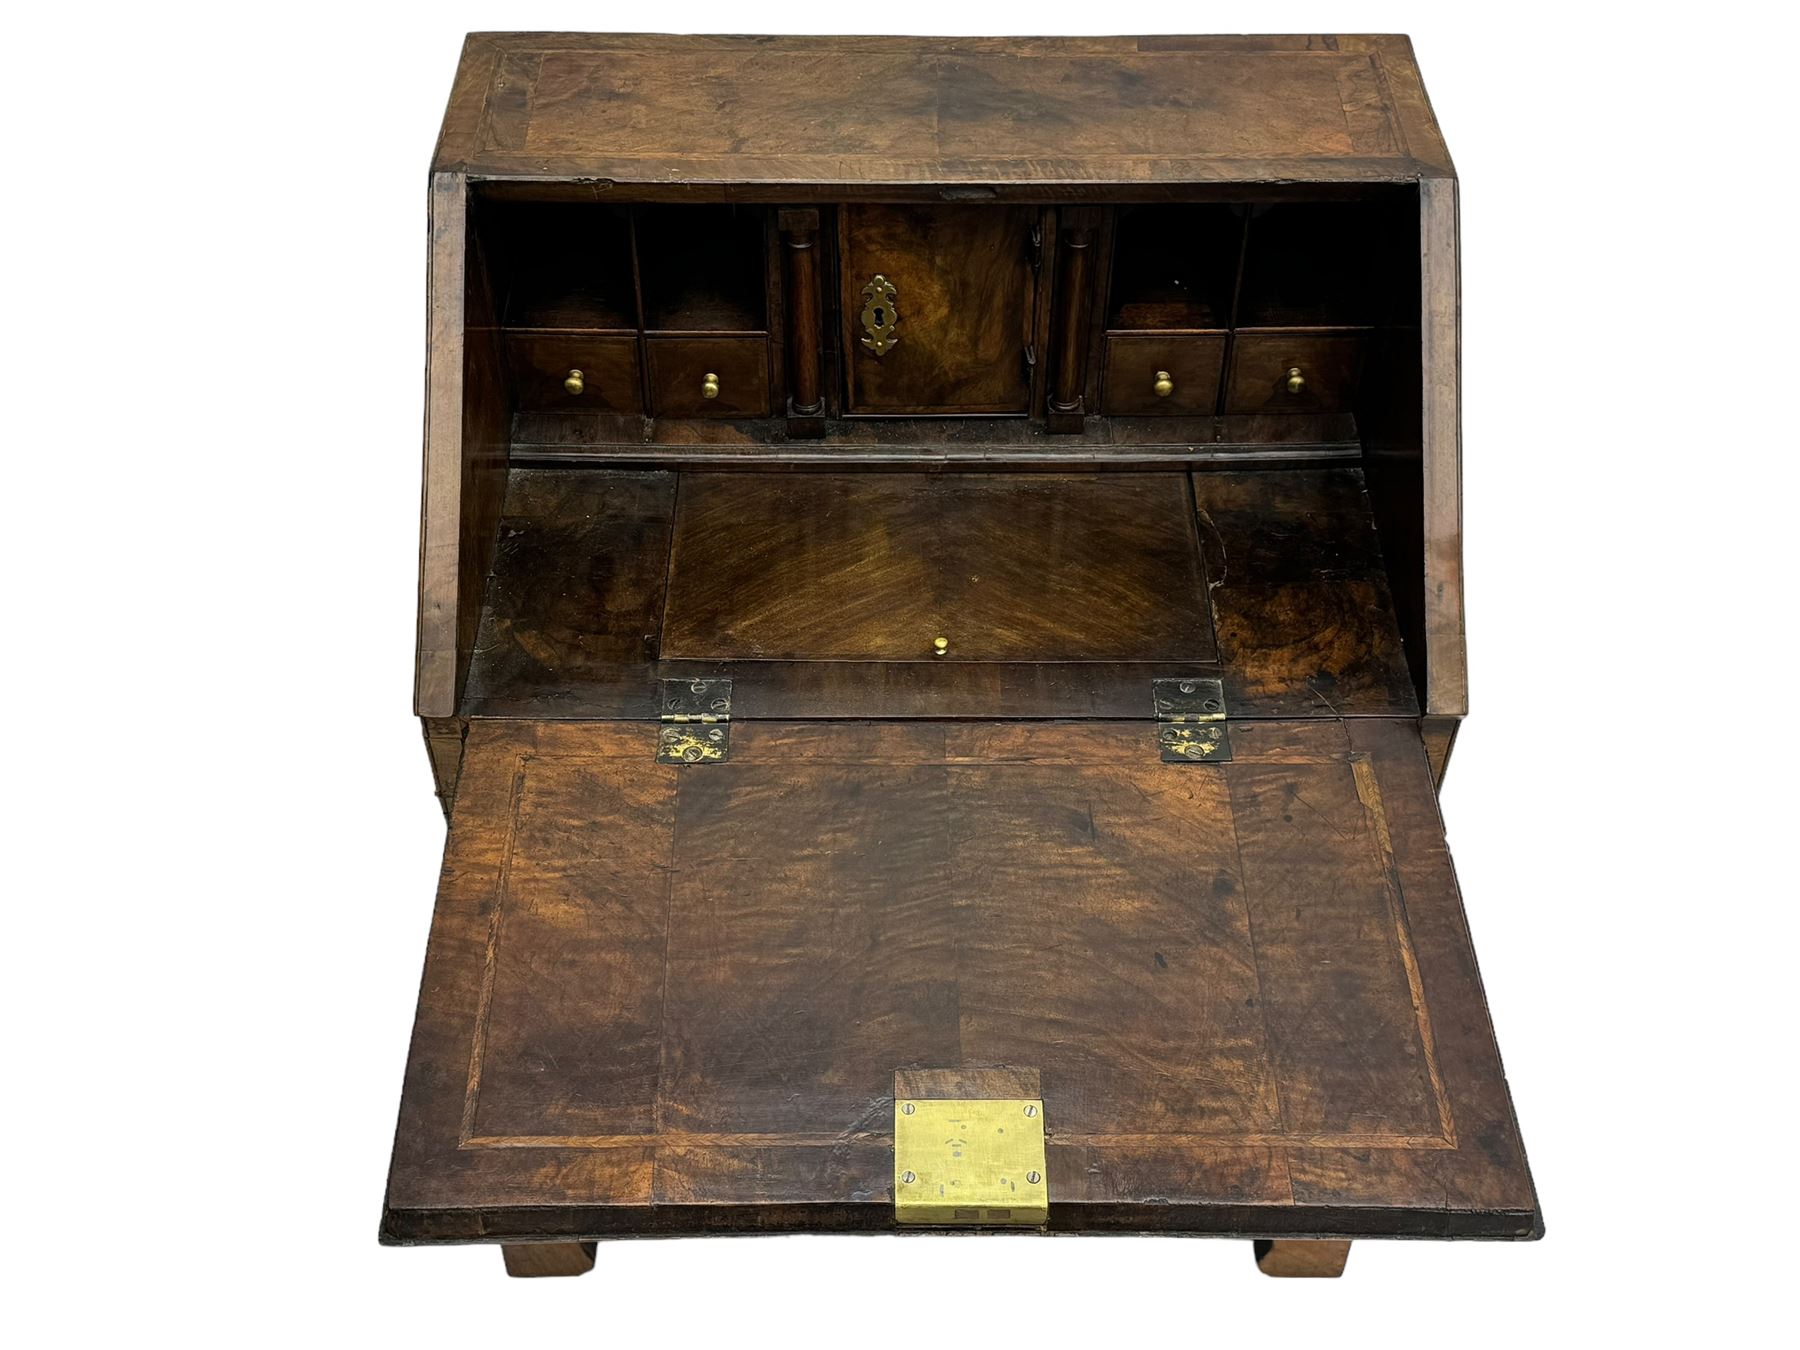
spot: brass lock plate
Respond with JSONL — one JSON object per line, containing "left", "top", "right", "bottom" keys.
{"left": 893, "top": 1097, "right": 1048, "bottom": 1226}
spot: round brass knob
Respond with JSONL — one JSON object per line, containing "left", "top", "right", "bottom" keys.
{"left": 563, "top": 369, "right": 584, "bottom": 396}
{"left": 1153, "top": 370, "right": 1175, "bottom": 398}
{"left": 933, "top": 636, "right": 949, "bottom": 657}
{"left": 1284, "top": 366, "right": 1306, "bottom": 395}
{"left": 701, "top": 372, "right": 721, "bottom": 400}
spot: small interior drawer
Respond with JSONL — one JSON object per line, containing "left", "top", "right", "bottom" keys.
{"left": 647, "top": 337, "right": 770, "bottom": 417}
{"left": 506, "top": 335, "right": 642, "bottom": 413}
{"left": 1102, "top": 334, "right": 1226, "bottom": 415}
{"left": 1224, "top": 333, "right": 1364, "bottom": 414}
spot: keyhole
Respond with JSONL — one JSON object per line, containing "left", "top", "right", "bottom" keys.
{"left": 873, "top": 307, "right": 886, "bottom": 326}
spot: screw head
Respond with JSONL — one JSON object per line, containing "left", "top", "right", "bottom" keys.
{"left": 901, "top": 1102, "right": 915, "bottom": 1115}
{"left": 1023, "top": 1104, "right": 1038, "bottom": 1118}
{"left": 1026, "top": 1170, "right": 1042, "bottom": 1185}
{"left": 900, "top": 1170, "right": 917, "bottom": 1184}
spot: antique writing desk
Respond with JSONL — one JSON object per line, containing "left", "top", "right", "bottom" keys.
{"left": 387, "top": 33, "right": 1539, "bottom": 1279}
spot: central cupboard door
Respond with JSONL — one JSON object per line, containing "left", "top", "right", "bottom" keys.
{"left": 841, "top": 205, "right": 1040, "bottom": 415}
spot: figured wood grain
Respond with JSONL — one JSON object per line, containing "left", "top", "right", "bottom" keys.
{"left": 434, "top": 35, "right": 1452, "bottom": 188}
{"left": 659, "top": 473, "right": 1216, "bottom": 663}
{"left": 1193, "top": 468, "right": 1418, "bottom": 718}
{"left": 460, "top": 471, "right": 1228, "bottom": 720}
{"left": 458, "top": 467, "right": 1421, "bottom": 720}
{"left": 841, "top": 206, "right": 1038, "bottom": 414}
{"left": 462, "top": 470, "right": 675, "bottom": 715}
{"left": 383, "top": 718, "right": 1535, "bottom": 1242}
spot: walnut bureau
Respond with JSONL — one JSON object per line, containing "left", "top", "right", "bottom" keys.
{"left": 385, "top": 33, "right": 1539, "bottom": 1279}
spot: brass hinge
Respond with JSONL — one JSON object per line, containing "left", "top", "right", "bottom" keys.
{"left": 1153, "top": 677, "right": 1232, "bottom": 762}
{"left": 894, "top": 1096, "right": 1048, "bottom": 1226}
{"left": 657, "top": 677, "right": 732, "bottom": 764}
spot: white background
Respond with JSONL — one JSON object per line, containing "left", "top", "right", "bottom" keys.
{"left": 7, "top": 3, "right": 1795, "bottom": 1344}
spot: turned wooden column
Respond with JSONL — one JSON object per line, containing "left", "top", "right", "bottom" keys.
{"left": 779, "top": 208, "right": 827, "bottom": 437}
{"left": 1046, "top": 208, "right": 1101, "bottom": 433}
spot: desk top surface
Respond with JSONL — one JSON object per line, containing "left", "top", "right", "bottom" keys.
{"left": 434, "top": 34, "right": 1455, "bottom": 187}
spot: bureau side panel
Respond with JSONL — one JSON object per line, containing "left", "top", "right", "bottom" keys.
{"left": 1364, "top": 176, "right": 1466, "bottom": 720}
{"left": 416, "top": 173, "right": 510, "bottom": 719}
{"left": 1418, "top": 175, "right": 1467, "bottom": 716}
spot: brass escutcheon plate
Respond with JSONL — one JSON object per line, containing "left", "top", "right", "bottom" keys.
{"left": 860, "top": 274, "right": 899, "bottom": 355}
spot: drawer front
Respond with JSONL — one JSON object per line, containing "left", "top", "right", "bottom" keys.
{"left": 648, "top": 337, "right": 771, "bottom": 417}
{"left": 1102, "top": 334, "right": 1227, "bottom": 416}
{"left": 506, "top": 335, "right": 642, "bottom": 413}
{"left": 1224, "top": 334, "right": 1365, "bottom": 414}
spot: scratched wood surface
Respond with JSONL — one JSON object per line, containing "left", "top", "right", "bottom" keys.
{"left": 383, "top": 717, "right": 1535, "bottom": 1241}
{"left": 1194, "top": 468, "right": 1418, "bottom": 718}
{"left": 434, "top": 34, "right": 1453, "bottom": 187}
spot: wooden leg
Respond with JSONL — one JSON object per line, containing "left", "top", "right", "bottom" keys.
{"left": 1253, "top": 1239, "right": 1352, "bottom": 1278}
{"left": 501, "top": 1241, "right": 598, "bottom": 1278}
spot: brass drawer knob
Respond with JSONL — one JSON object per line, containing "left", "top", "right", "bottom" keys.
{"left": 1284, "top": 366, "right": 1306, "bottom": 395}
{"left": 563, "top": 368, "right": 585, "bottom": 395}
{"left": 933, "top": 636, "right": 949, "bottom": 657}
{"left": 701, "top": 372, "right": 721, "bottom": 400}
{"left": 1153, "top": 370, "right": 1175, "bottom": 398}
